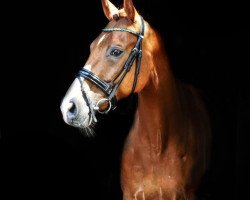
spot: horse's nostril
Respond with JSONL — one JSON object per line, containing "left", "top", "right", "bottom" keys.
{"left": 69, "top": 102, "right": 76, "bottom": 114}
{"left": 67, "top": 100, "right": 78, "bottom": 120}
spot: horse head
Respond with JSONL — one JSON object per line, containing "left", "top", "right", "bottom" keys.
{"left": 60, "top": 0, "right": 153, "bottom": 134}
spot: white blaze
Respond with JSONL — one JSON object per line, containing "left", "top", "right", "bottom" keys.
{"left": 60, "top": 65, "right": 93, "bottom": 126}
{"left": 61, "top": 64, "right": 105, "bottom": 128}
{"left": 97, "top": 34, "right": 106, "bottom": 46}
{"left": 84, "top": 64, "right": 92, "bottom": 71}
{"left": 60, "top": 79, "right": 83, "bottom": 124}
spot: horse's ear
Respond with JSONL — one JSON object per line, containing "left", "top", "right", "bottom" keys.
{"left": 123, "top": 0, "right": 136, "bottom": 22}
{"left": 101, "top": 0, "right": 119, "bottom": 21}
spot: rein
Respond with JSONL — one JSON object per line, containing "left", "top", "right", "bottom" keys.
{"left": 77, "top": 16, "right": 145, "bottom": 120}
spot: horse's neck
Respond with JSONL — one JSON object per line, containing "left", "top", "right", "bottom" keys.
{"left": 131, "top": 40, "right": 182, "bottom": 154}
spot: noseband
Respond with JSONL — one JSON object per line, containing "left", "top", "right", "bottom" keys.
{"left": 77, "top": 16, "right": 145, "bottom": 117}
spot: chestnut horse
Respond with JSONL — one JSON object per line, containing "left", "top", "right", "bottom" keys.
{"left": 60, "top": 0, "right": 211, "bottom": 199}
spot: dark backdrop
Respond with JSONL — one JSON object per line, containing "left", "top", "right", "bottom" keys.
{"left": 2, "top": 0, "right": 249, "bottom": 199}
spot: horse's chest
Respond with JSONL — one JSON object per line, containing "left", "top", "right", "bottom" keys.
{"left": 121, "top": 145, "right": 186, "bottom": 199}
{"left": 121, "top": 168, "right": 183, "bottom": 200}
{"left": 121, "top": 168, "right": 181, "bottom": 200}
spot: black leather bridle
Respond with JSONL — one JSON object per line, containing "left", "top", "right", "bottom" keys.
{"left": 77, "top": 16, "right": 145, "bottom": 119}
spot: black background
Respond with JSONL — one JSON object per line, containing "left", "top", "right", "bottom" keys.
{"left": 1, "top": 0, "right": 250, "bottom": 199}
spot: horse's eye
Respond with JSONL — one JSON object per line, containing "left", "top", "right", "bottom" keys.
{"left": 110, "top": 48, "right": 123, "bottom": 57}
